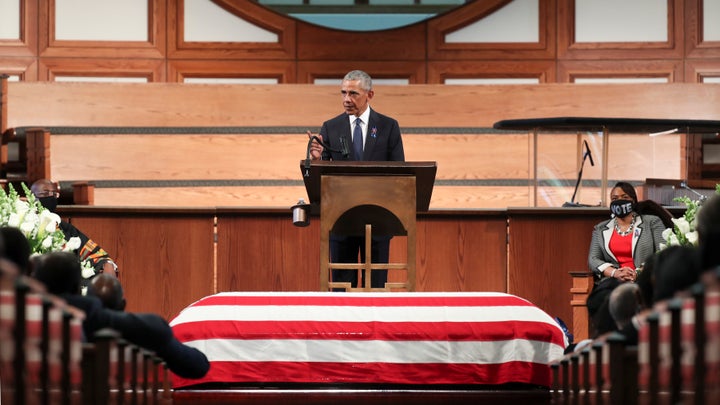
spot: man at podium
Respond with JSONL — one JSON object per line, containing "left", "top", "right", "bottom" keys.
{"left": 307, "top": 70, "right": 405, "bottom": 288}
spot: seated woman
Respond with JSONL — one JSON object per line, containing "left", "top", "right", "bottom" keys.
{"left": 586, "top": 181, "right": 668, "bottom": 337}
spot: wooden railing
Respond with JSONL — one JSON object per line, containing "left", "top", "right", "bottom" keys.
{"left": 550, "top": 267, "right": 720, "bottom": 404}
{"left": 0, "top": 258, "right": 171, "bottom": 404}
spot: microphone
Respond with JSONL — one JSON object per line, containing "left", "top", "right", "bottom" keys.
{"left": 680, "top": 181, "right": 708, "bottom": 202}
{"left": 304, "top": 135, "right": 347, "bottom": 176}
{"left": 583, "top": 140, "right": 594, "bottom": 166}
{"left": 338, "top": 136, "right": 350, "bottom": 159}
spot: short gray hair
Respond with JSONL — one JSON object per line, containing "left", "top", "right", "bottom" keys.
{"left": 343, "top": 70, "right": 372, "bottom": 91}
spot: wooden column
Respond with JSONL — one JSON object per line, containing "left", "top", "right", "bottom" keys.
{"left": 570, "top": 270, "right": 595, "bottom": 341}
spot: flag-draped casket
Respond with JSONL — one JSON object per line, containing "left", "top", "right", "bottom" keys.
{"left": 169, "top": 292, "right": 567, "bottom": 388}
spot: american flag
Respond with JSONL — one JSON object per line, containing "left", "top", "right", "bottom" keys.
{"left": 170, "top": 292, "right": 567, "bottom": 389}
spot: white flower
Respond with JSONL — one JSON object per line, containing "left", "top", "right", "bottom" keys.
{"left": 664, "top": 231, "right": 680, "bottom": 246}
{"left": 63, "top": 236, "right": 82, "bottom": 251}
{"left": 38, "top": 210, "right": 61, "bottom": 234}
{"left": 41, "top": 235, "right": 53, "bottom": 249}
{"left": 19, "top": 220, "right": 36, "bottom": 235}
{"left": 662, "top": 190, "right": 719, "bottom": 249}
{"left": 672, "top": 217, "right": 691, "bottom": 235}
{"left": 662, "top": 227, "right": 674, "bottom": 242}
{"left": 13, "top": 199, "right": 30, "bottom": 215}
{"left": 7, "top": 212, "right": 21, "bottom": 228}
{"left": 81, "top": 264, "right": 97, "bottom": 279}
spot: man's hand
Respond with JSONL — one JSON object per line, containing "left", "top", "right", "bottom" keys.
{"left": 307, "top": 131, "right": 323, "bottom": 160}
{"left": 102, "top": 261, "right": 119, "bottom": 278}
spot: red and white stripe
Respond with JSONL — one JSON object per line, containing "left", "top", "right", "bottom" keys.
{"left": 170, "top": 292, "right": 567, "bottom": 389}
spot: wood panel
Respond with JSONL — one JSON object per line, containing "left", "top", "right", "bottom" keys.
{"left": 0, "top": 0, "right": 38, "bottom": 58}
{"left": 167, "top": 0, "right": 296, "bottom": 60}
{"left": 557, "top": 60, "right": 684, "bottom": 83}
{"left": 506, "top": 208, "right": 609, "bottom": 327}
{"left": 80, "top": 185, "right": 532, "bottom": 210}
{"left": 414, "top": 214, "right": 508, "bottom": 292}
{"left": 216, "top": 213, "right": 322, "bottom": 292}
{"left": 38, "top": 58, "right": 166, "bottom": 82}
{"left": 215, "top": 211, "right": 508, "bottom": 293}
{"left": 296, "top": 23, "right": 426, "bottom": 62}
{"left": 168, "top": 60, "right": 296, "bottom": 83}
{"left": 685, "top": 59, "right": 720, "bottom": 82}
{"left": 0, "top": 59, "right": 38, "bottom": 81}
{"left": 55, "top": 185, "right": 524, "bottom": 209}
{"left": 557, "top": 0, "right": 684, "bottom": 60}
{"left": 0, "top": 0, "right": 715, "bottom": 85}
{"left": 296, "top": 61, "right": 427, "bottom": 84}
{"left": 59, "top": 206, "right": 611, "bottom": 338}
{"left": 427, "top": 0, "right": 557, "bottom": 60}
{"left": 427, "top": 61, "right": 557, "bottom": 84}
{"left": 64, "top": 210, "right": 216, "bottom": 321}
{"left": 38, "top": 0, "right": 167, "bottom": 59}
{"left": 7, "top": 82, "right": 720, "bottom": 129}
{"left": 685, "top": 0, "right": 720, "bottom": 59}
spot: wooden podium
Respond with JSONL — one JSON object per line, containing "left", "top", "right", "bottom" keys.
{"left": 301, "top": 161, "right": 437, "bottom": 292}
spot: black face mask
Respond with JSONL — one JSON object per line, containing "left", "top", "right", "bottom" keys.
{"left": 38, "top": 196, "right": 58, "bottom": 212}
{"left": 610, "top": 199, "right": 634, "bottom": 218}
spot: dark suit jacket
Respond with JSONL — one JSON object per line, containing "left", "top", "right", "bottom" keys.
{"left": 319, "top": 108, "right": 404, "bottom": 162}
{"left": 64, "top": 294, "right": 210, "bottom": 379}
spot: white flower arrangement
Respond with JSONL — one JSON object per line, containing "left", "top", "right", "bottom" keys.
{"left": 0, "top": 183, "right": 94, "bottom": 277}
{"left": 660, "top": 184, "right": 720, "bottom": 249}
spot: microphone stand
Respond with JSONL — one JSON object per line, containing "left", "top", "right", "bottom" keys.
{"left": 680, "top": 181, "right": 708, "bottom": 202}
{"left": 304, "top": 135, "right": 349, "bottom": 177}
{"left": 564, "top": 145, "right": 592, "bottom": 207}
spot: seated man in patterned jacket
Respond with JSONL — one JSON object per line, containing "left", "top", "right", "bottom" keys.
{"left": 30, "top": 179, "right": 118, "bottom": 287}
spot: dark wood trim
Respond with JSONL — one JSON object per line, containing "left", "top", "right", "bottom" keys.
{"left": 296, "top": 61, "right": 426, "bottom": 84}
{"left": 685, "top": 0, "right": 720, "bottom": 58}
{"left": 427, "top": 60, "right": 557, "bottom": 84}
{"left": 172, "top": 388, "right": 551, "bottom": 405}
{"left": 557, "top": 60, "right": 684, "bottom": 83}
{"left": 38, "top": 58, "right": 166, "bottom": 82}
{"left": 427, "top": 0, "right": 556, "bottom": 60}
{"left": 167, "top": 0, "right": 296, "bottom": 60}
{"left": 558, "top": 0, "right": 684, "bottom": 60}
{"left": 0, "top": 0, "right": 37, "bottom": 58}
{"left": 296, "top": 23, "right": 427, "bottom": 62}
{"left": 0, "top": 59, "right": 38, "bottom": 81}
{"left": 684, "top": 59, "right": 720, "bottom": 82}
{"left": 168, "top": 60, "right": 296, "bottom": 83}
{"left": 38, "top": 0, "right": 167, "bottom": 59}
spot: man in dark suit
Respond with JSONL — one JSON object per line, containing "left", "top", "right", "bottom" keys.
{"left": 307, "top": 70, "right": 405, "bottom": 289}
{"left": 33, "top": 251, "right": 210, "bottom": 379}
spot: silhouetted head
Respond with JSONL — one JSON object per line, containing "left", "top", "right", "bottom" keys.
{"left": 32, "top": 251, "right": 82, "bottom": 295}
{"left": 697, "top": 194, "right": 720, "bottom": 270}
{"left": 652, "top": 245, "right": 702, "bottom": 302}
{"left": 608, "top": 282, "right": 643, "bottom": 329}
{"left": 87, "top": 273, "right": 126, "bottom": 311}
{"left": 0, "top": 226, "right": 31, "bottom": 275}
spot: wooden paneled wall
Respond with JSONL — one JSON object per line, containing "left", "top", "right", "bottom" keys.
{"left": 61, "top": 206, "right": 609, "bottom": 334}
{"left": 0, "top": 0, "right": 719, "bottom": 82}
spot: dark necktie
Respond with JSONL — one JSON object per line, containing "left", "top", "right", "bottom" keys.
{"left": 353, "top": 118, "right": 363, "bottom": 161}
